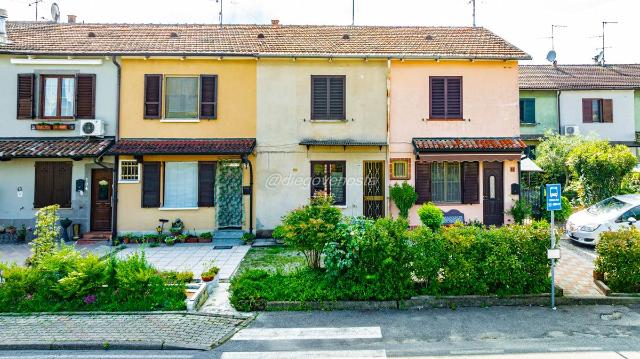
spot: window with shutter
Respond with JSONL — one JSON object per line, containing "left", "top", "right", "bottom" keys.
{"left": 429, "top": 76, "right": 463, "bottom": 119}
{"left": 311, "top": 75, "right": 345, "bottom": 120}
{"left": 75, "top": 74, "right": 96, "bottom": 119}
{"left": 141, "top": 162, "right": 161, "bottom": 207}
{"left": 198, "top": 162, "right": 216, "bottom": 207}
{"left": 34, "top": 162, "right": 72, "bottom": 208}
{"left": 144, "top": 74, "right": 163, "bottom": 119}
{"left": 39, "top": 75, "right": 75, "bottom": 119}
{"left": 164, "top": 162, "right": 198, "bottom": 208}
{"left": 462, "top": 161, "right": 480, "bottom": 204}
{"left": 519, "top": 98, "right": 536, "bottom": 124}
{"left": 200, "top": 75, "right": 218, "bottom": 119}
{"left": 582, "top": 98, "right": 593, "bottom": 123}
{"left": 17, "top": 73, "right": 35, "bottom": 119}
{"left": 415, "top": 162, "right": 431, "bottom": 204}
{"left": 431, "top": 162, "right": 461, "bottom": 203}
{"left": 602, "top": 99, "right": 613, "bottom": 123}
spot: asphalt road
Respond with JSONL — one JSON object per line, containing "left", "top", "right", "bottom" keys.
{"left": 4, "top": 304, "right": 638, "bottom": 358}
{"left": 561, "top": 236, "right": 597, "bottom": 261}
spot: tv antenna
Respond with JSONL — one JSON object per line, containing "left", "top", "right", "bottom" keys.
{"left": 351, "top": 0, "right": 355, "bottom": 26}
{"left": 598, "top": 21, "right": 617, "bottom": 66}
{"left": 469, "top": 0, "right": 476, "bottom": 27}
{"left": 216, "top": 0, "right": 223, "bottom": 26}
{"left": 28, "top": 0, "right": 44, "bottom": 21}
{"left": 550, "top": 24, "right": 567, "bottom": 51}
{"left": 51, "top": 3, "right": 60, "bottom": 23}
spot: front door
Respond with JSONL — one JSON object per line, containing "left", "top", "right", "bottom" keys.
{"left": 91, "top": 168, "right": 112, "bottom": 231}
{"left": 482, "top": 162, "right": 504, "bottom": 226}
{"left": 363, "top": 161, "right": 385, "bottom": 219}
{"left": 216, "top": 161, "right": 243, "bottom": 229}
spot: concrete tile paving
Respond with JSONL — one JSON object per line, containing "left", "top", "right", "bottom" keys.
{"left": 556, "top": 240, "right": 603, "bottom": 296}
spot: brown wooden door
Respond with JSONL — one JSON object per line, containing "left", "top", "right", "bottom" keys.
{"left": 482, "top": 162, "right": 504, "bottom": 226}
{"left": 363, "top": 161, "right": 385, "bottom": 219}
{"left": 91, "top": 169, "right": 112, "bottom": 231}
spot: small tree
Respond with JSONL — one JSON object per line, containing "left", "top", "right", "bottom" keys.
{"left": 417, "top": 202, "right": 444, "bottom": 232}
{"left": 535, "top": 131, "right": 587, "bottom": 187}
{"left": 279, "top": 196, "right": 342, "bottom": 269}
{"left": 389, "top": 182, "right": 418, "bottom": 219}
{"left": 567, "top": 140, "right": 637, "bottom": 205}
{"left": 31, "top": 204, "right": 61, "bottom": 265}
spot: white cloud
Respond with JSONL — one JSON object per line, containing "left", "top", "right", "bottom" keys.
{"left": 0, "top": 0, "right": 638, "bottom": 64}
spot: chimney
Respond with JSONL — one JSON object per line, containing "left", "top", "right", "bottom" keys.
{"left": 0, "top": 9, "right": 8, "bottom": 45}
{"left": 271, "top": 19, "right": 280, "bottom": 28}
{"left": 67, "top": 15, "right": 77, "bottom": 24}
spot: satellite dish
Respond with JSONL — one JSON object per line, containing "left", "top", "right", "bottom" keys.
{"left": 51, "top": 3, "right": 60, "bottom": 23}
{"left": 546, "top": 50, "right": 557, "bottom": 63}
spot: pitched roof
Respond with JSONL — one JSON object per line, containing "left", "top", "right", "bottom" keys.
{"left": 108, "top": 138, "right": 256, "bottom": 155}
{"left": 0, "top": 137, "right": 113, "bottom": 158}
{"left": 413, "top": 137, "right": 526, "bottom": 152}
{"left": 520, "top": 64, "right": 640, "bottom": 90}
{"left": 0, "top": 22, "right": 529, "bottom": 60}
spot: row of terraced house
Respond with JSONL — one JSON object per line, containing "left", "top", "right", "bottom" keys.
{"left": 1, "top": 12, "right": 640, "bottom": 241}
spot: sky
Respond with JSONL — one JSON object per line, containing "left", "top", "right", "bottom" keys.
{"left": 0, "top": 0, "right": 638, "bottom": 64}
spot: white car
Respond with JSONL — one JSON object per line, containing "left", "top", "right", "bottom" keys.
{"left": 565, "top": 194, "right": 640, "bottom": 246}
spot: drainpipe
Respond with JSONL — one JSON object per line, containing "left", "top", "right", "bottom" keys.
{"left": 385, "top": 58, "right": 391, "bottom": 217}
{"left": 110, "top": 56, "right": 121, "bottom": 244}
{"left": 241, "top": 154, "right": 254, "bottom": 235}
{"left": 556, "top": 90, "right": 562, "bottom": 134}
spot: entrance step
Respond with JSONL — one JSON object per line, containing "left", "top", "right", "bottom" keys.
{"left": 77, "top": 231, "right": 111, "bottom": 245}
{"left": 214, "top": 230, "right": 245, "bottom": 246}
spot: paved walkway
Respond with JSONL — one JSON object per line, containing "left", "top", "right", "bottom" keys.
{"left": 116, "top": 244, "right": 250, "bottom": 279}
{"left": 556, "top": 239, "right": 603, "bottom": 296}
{"left": 0, "top": 313, "right": 249, "bottom": 350}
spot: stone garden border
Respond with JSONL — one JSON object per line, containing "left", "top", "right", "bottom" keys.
{"left": 594, "top": 279, "right": 640, "bottom": 298}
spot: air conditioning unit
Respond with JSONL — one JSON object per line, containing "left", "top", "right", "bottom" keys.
{"left": 80, "top": 120, "right": 105, "bottom": 137}
{"left": 564, "top": 125, "right": 580, "bottom": 136}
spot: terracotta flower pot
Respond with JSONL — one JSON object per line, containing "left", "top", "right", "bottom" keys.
{"left": 186, "top": 237, "right": 198, "bottom": 243}
{"left": 198, "top": 237, "right": 212, "bottom": 243}
{"left": 201, "top": 275, "right": 214, "bottom": 282}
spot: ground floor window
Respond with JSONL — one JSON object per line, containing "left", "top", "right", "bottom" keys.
{"left": 431, "top": 162, "right": 461, "bottom": 203}
{"left": 34, "top": 161, "right": 72, "bottom": 208}
{"left": 141, "top": 161, "right": 216, "bottom": 209}
{"left": 310, "top": 161, "right": 346, "bottom": 205}
{"left": 164, "top": 162, "right": 198, "bottom": 208}
{"left": 390, "top": 158, "right": 410, "bottom": 180}
{"left": 119, "top": 160, "right": 140, "bottom": 183}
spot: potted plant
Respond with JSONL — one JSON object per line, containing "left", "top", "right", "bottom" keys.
{"left": 6, "top": 225, "right": 16, "bottom": 235}
{"left": 198, "top": 232, "right": 213, "bottom": 243}
{"left": 201, "top": 265, "right": 219, "bottom": 282}
{"left": 34, "top": 122, "right": 52, "bottom": 130}
{"left": 169, "top": 219, "right": 185, "bottom": 236}
{"left": 241, "top": 232, "right": 256, "bottom": 245}
{"left": 165, "top": 237, "right": 176, "bottom": 246}
{"left": 52, "top": 123, "right": 68, "bottom": 130}
{"left": 16, "top": 225, "right": 28, "bottom": 242}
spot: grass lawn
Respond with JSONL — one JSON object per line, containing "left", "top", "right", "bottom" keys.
{"left": 236, "top": 246, "right": 306, "bottom": 274}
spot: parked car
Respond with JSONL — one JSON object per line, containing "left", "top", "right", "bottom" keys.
{"left": 565, "top": 194, "right": 640, "bottom": 246}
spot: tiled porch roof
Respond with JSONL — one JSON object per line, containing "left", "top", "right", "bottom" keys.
{"left": 413, "top": 137, "right": 527, "bottom": 153}
{"left": 300, "top": 139, "right": 387, "bottom": 147}
{"left": 108, "top": 138, "right": 256, "bottom": 155}
{"left": 0, "top": 137, "right": 113, "bottom": 158}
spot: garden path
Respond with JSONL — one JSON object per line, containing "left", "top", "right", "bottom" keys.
{"left": 556, "top": 239, "right": 603, "bottom": 296}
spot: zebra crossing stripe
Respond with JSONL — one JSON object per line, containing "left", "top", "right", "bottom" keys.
{"left": 231, "top": 326, "right": 382, "bottom": 341}
{"left": 221, "top": 350, "right": 387, "bottom": 359}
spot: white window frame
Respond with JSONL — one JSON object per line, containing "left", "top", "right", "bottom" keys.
{"left": 118, "top": 160, "right": 140, "bottom": 183}
{"left": 162, "top": 161, "right": 199, "bottom": 209}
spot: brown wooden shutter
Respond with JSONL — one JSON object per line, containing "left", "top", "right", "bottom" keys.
{"left": 461, "top": 161, "right": 479, "bottom": 204}
{"left": 446, "top": 77, "right": 462, "bottom": 118}
{"left": 34, "top": 162, "right": 71, "bottom": 208}
{"left": 199, "top": 75, "right": 218, "bottom": 119}
{"left": 144, "top": 74, "right": 163, "bottom": 119}
{"left": 430, "top": 77, "right": 446, "bottom": 118}
{"left": 415, "top": 162, "right": 432, "bottom": 204}
{"left": 198, "top": 162, "right": 216, "bottom": 207}
{"left": 17, "top": 73, "right": 35, "bottom": 119}
{"left": 311, "top": 76, "right": 328, "bottom": 119}
{"left": 328, "top": 76, "right": 345, "bottom": 119}
{"left": 582, "top": 99, "right": 593, "bottom": 123}
{"left": 602, "top": 99, "right": 613, "bottom": 123}
{"left": 142, "top": 162, "right": 161, "bottom": 208}
{"left": 75, "top": 74, "right": 96, "bottom": 119}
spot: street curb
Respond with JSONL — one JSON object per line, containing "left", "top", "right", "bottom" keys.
{"left": 0, "top": 310, "right": 251, "bottom": 320}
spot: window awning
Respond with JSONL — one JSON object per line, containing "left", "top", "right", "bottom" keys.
{"left": 108, "top": 138, "right": 256, "bottom": 155}
{"left": 300, "top": 139, "right": 387, "bottom": 149}
{"left": 412, "top": 137, "right": 526, "bottom": 162}
{"left": 0, "top": 137, "right": 114, "bottom": 159}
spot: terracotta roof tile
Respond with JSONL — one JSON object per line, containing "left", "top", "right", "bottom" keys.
{"left": 0, "top": 137, "right": 113, "bottom": 158}
{"left": 1, "top": 22, "right": 529, "bottom": 59}
{"left": 413, "top": 137, "right": 526, "bottom": 152}
{"left": 108, "top": 138, "right": 256, "bottom": 155}
{"left": 299, "top": 139, "right": 387, "bottom": 146}
{"left": 520, "top": 64, "right": 640, "bottom": 90}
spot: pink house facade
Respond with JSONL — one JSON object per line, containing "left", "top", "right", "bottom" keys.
{"left": 389, "top": 59, "right": 528, "bottom": 226}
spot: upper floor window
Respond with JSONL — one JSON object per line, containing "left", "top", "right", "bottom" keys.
{"left": 429, "top": 76, "right": 462, "bottom": 119}
{"left": 16, "top": 73, "right": 96, "bottom": 120}
{"left": 41, "top": 75, "right": 75, "bottom": 119}
{"left": 519, "top": 98, "right": 536, "bottom": 124}
{"left": 144, "top": 74, "right": 217, "bottom": 120}
{"left": 582, "top": 98, "right": 613, "bottom": 123}
{"left": 311, "top": 75, "right": 345, "bottom": 120}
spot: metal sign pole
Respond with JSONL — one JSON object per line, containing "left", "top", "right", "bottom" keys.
{"left": 550, "top": 209, "right": 556, "bottom": 310}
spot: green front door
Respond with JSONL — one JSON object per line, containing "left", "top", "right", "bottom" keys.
{"left": 216, "top": 161, "right": 243, "bottom": 228}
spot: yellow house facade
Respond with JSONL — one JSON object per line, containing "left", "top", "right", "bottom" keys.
{"left": 111, "top": 58, "right": 257, "bottom": 235}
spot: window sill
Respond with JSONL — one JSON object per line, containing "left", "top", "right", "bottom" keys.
{"left": 118, "top": 180, "right": 140, "bottom": 184}
{"left": 158, "top": 207, "right": 199, "bottom": 211}
{"left": 520, "top": 122, "right": 538, "bottom": 126}
{"left": 390, "top": 176, "right": 410, "bottom": 181}
{"left": 427, "top": 118, "right": 465, "bottom": 122}
{"left": 160, "top": 119, "right": 200, "bottom": 123}
{"left": 309, "top": 119, "right": 348, "bottom": 123}
{"left": 333, "top": 205, "right": 348, "bottom": 209}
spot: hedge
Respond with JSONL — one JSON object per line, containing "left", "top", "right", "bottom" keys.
{"left": 595, "top": 228, "right": 640, "bottom": 293}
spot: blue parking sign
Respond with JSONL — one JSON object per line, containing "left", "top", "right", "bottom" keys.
{"left": 546, "top": 184, "right": 562, "bottom": 211}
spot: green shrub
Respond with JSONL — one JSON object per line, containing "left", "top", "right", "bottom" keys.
{"left": 30, "top": 205, "right": 61, "bottom": 265}
{"left": 200, "top": 232, "right": 213, "bottom": 240}
{"left": 279, "top": 196, "right": 342, "bottom": 268}
{"left": 509, "top": 199, "right": 532, "bottom": 224}
{"left": 595, "top": 228, "right": 640, "bottom": 293}
{"left": 389, "top": 182, "right": 417, "bottom": 218}
{"left": 160, "top": 271, "right": 194, "bottom": 284}
{"left": 417, "top": 202, "right": 443, "bottom": 231}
